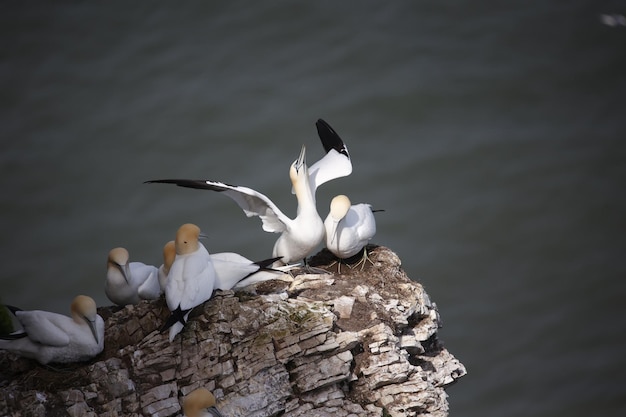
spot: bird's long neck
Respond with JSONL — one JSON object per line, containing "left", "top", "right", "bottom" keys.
{"left": 293, "top": 172, "right": 317, "bottom": 217}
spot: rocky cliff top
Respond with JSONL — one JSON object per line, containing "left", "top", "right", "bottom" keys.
{"left": 0, "top": 246, "right": 466, "bottom": 417}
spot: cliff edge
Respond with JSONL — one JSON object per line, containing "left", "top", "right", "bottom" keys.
{"left": 0, "top": 246, "right": 466, "bottom": 417}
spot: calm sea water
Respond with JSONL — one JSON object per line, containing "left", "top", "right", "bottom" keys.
{"left": 2, "top": 2, "right": 625, "bottom": 416}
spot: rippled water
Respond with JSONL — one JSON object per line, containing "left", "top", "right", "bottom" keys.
{"left": 2, "top": 2, "right": 625, "bottom": 416}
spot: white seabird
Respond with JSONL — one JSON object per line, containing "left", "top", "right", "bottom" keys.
{"left": 146, "top": 119, "right": 352, "bottom": 265}
{"left": 156, "top": 248, "right": 294, "bottom": 293}
{"left": 324, "top": 194, "right": 379, "bottom": 271}
{"left": 159, "top": 249, "right": 300, "bottom": 291}
{"left": 148, "top": 146, "right": 322, "bottom": 264}
{"left": 183, "top": 387, "right": 225, "bottom": 417}
{"left": 161, "top": 223, "right": 216, "bottom": 342}
{"left": 105, "top": 247, "right": 160, "bottom": 305}
{"left": 0, "top": 295, "right": 104, "bottom": 365}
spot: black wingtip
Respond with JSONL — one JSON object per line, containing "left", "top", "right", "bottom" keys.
{"left": 145, "top": 179, "right": 225, "bottom": 191}
{"left": 0, "top": 305, "right": 25, "bottom": 339}
{"left": 145, "top": 179, "right": 198, "bottom": 186}
{"left": 253, "top": 256, "right": 284, "bottom": 271}
{"left": 4, "top": 305, "right": 22, "bottom": 314}
{"left": 0, "top": 331, "right": 27, "bottom": 340}
{"left": 315, "top": 119, "right": 350, "bottom": 158}
{"left": 235, "top": 256, "right": 286, "bottom": 285}
{"left": 160, "top": 306, "right": 191, "bottom": 333}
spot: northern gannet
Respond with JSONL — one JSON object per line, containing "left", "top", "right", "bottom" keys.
{"left": 324, "top": 195, "right": 379, "bottom": 272}
{"left": 158, "top": 249, "right": 294, "bottom": 292}
{"left": 105, "top": 247, "right": 160, "bottom": 305}
{"left": 183, "top": 387, "right": 225, "bottom": 417}
{"left": 146, "top": 119, "right": 352, "bottom": 265}
{"left": 148, "top": 146, "right": 323, "bottom": 264}
{"left": 0, "top": 295, "right": 104, "bottom": 364}
{"left": 161, "top": 223, "right": 216, "bottom": 342}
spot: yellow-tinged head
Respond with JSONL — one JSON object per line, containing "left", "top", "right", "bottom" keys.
{"left": 175, "top": 223, "right": 201, "bottom": 255}
{"left": 329, "top": 194, "right": 351, "bottom": 222}
{"left": 70, "top": 295, "right": 99, "bottom": 343}
{"left": 162, "top": 240, "right": 176, "bottom": 275}
{"left": 183, "top": 388, "right": 222, "bottom": 417}
{"left": 328, "top": 195, "right": 352, "bottom": 244}
{"left": 108, "top": 247, "right": 129, "bottom": 267}
{"left": 107, "top": 247, "right": 131, "bottom": 283}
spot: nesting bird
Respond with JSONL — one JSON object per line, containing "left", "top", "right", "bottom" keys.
{"left": 0, "top": 295, "right": 104, "bottom": 364}
{"left": 105, "top": 247, "right": 161, "bottom": 305}
{"left": 324, "top": 194, "right": 379, "bottom": 271}
{"left": 157, "top": 248, "right": 293, "bottom": 293}
{"left": 146, "top": 119, "right": 352, "bottom": 265}
{"left": 183, "top": 388, "right": 225, "bottom": 417}
{"left": 161, "top": 223, "right": 216, "bottom": 342}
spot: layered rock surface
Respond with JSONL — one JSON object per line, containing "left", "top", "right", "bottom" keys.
{"left": 0, "top": 246, "right": 466, "bottom": 417}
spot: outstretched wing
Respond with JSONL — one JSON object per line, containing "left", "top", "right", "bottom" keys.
{"left": 146, "top": 179, "right": 290, "bottom": 233}
{"left": 307, "top": 119, "right": 352, "bottom": 194}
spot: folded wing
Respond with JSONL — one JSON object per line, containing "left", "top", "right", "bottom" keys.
{"left": 15, "top": 311, "right": 71, "bottom": 347}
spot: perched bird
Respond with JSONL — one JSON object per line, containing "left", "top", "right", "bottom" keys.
{"left": 0, "top": 295, "right": 104, "bottom": 365}
{"left": 105, "top": 247, "right": 160, "bottom": 305}
{"left": 183, "top": 387, "right": 225, "bottom": 417}
{"left": 157, "top": 248, "right": 294, "bottom": 294}
{"left": 324, "top": 195, "right": 379, "bottom": 272}
{"left": 146, "top": 119, "right": 352, "bottom": 266}
{"left": 161, "top": 223, "right": 216, "bottom": 342}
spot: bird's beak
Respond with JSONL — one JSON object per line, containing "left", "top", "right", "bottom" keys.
{"left": 85, "top": 317, "right": 99, "bottom": 344}
{"left": 199, "top": 232, "right": 209, "bottom": 240}
{"left": 295, "top": 145, "right": 306, "bottom": 173}
{"left": 116, "top": 263, "right": 131, "bottom": 284}
{"left": 330, "top": 220, "right": 339, "bottom": 245}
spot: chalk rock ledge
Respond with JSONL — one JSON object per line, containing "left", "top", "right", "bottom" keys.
{"left": 0, "top": 246, "right": 466, "bottom": 417}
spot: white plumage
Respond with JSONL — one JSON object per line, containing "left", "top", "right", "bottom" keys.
{"left": 324, "top": 195, "right": 378, "bottom": 269}
{"left": 105, "top": 247, "right": 160, "bottom": 305}
{"left": 298, "top": 118, "right": 352, "bottom": 195}
{"left": 149, "top": 146, "right": 323, "bottom": 264}
{"left": 210, "top": 252, "right": 294, "bottom": 290}
{"left": 162, "top": 223, "right": 216, "bottom": 342}
{"left": 0, "top": 295, "right": 104, "bottom": 364}
{"left": 146, "top": 119, "right": 352, "bottom": 265}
